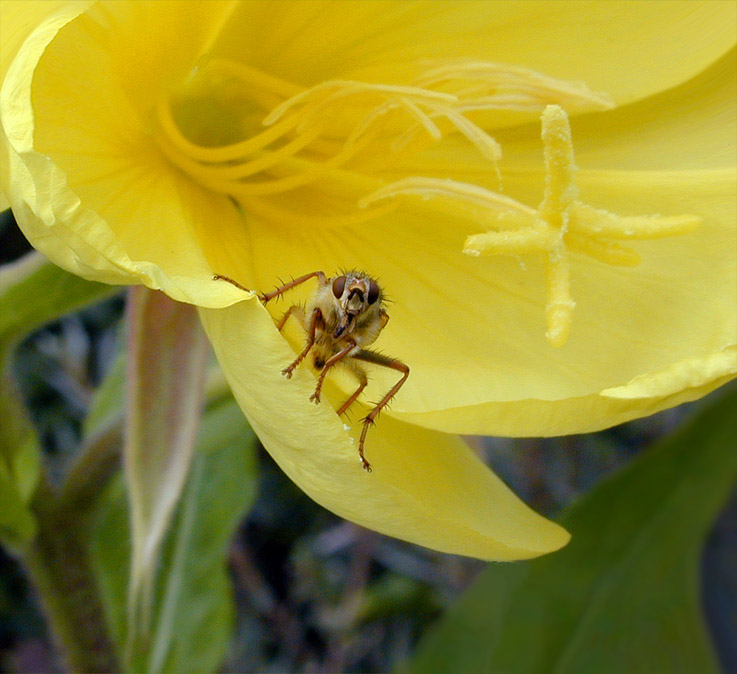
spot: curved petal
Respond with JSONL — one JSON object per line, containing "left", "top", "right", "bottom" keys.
{"left": 0, "top": 0, "right": 84, "bottom": 87}
{"left": 199, "top": 298, "right": 570, "bottom": 560}
{"left": 235, "top": 162, "right": 735, "bottom": 437}
{"left": 210, "top": 0, "right": 736, "bottom": 107}
{"left": 492, "top": 47, "right": 737, "bottom": 174}
{"left": 0, "top": 1, "right": 90, "bottom": 213}
{"left": 1, "top": 1, "right": 248, "bottom": 306}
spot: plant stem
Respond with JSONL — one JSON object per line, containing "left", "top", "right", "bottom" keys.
{"left": 22, "top": 472, "right": 119, "bottom": 673}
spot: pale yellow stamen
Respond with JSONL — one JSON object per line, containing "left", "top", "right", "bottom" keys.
{"left": 263, "top": 80, "right": 457, "bottom": 127}
{"left": 155, "top": 58, "right": 613, "bottom": 214}
{"left": 545, "top": 246, "right": 574, "bottom": 347}
{"left": 536, "top": 105, "right": 577, "bottom": 345}
{"left": 360, "top": 176, "right": 534, "bottom": 218}
{"left": 364, "top": 105, "right": 700, "bottom": 346}
{"left": 154, "top": 58, "right": 696, "bottom": 346}
{"left": 465, "top": 227, "right": 557, "bottom": 255}
{"left": 413, "top": 61, "right": 615, "bottom": 112}
{"left": 572, "top": 203, "right": 700, "bottom": 239}
{"left": 566, "top": 233, "right": 641, "bottom": 267}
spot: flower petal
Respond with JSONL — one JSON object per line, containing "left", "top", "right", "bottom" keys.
{"left": 0, "top": 1, "right": 90, "bottom": 213}
{"left": 199, "top": 298, "right": 569, "bottom": 561}
{"left": 1, "top": 1, "right": 248, "bottom": 306}
{"left": 236, "top": 163, "right": 735, "bottom": 437}
{"left": 492, "top": 46, "right": 737, "bottom": 174}
{"left": 210, "top": 1, "right": 737, "bottom": 107}
{"left": 0, "top": 0, "right": 82, "bottom": 87}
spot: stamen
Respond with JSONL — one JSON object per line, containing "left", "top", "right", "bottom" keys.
{"left": 360, "top": 176, "right": 535, "bottom": 218}
{"left": 347, "top": 97, "right": 442, "bottom": 151}
{"left": 571, "top": 203, "right": 701, "bottom": 239}
{"left": 464, "top": 227, "right": 557, "bottom": 256}
{"left": 263, "top": 80, "right": 457, "bottom": 127}
{"left": 156, "top": 58, "right": 612, "bottom": 210}
{"left": 414, "top": 61, "right": 615, "bottom": 113}
{"left": 566, "top": 233, "right": 641, "bottom": 267}
{"left": 425, "top": 104, "right": 502, "bottom": 161}
{"left": 156, "top": 97, "right": 301, "bottom": 162}
{"left": 545, "top": 246, "right": 574, "bottom": 348}
{"left": 154, "top": 57, "right": 696, "bottom": 345}
{"left": 221, "top": 134, "right": 373, "bottom": 196}
{"left": 362, "top": 105, "right": 699, "bottom": 347}
{"left": 539, "top": 105, "right": 577, "bottom": 228}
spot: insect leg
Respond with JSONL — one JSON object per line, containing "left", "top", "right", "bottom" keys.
{"left": 276, "top": 304, "right": 305, "bottom": 332}
{"left": 213, "top": 274, "right": 251, "bottom": 292}
{"left": 310, "top": 339, "right": 357, "bottom": 405}
{"left": 282, "top": 308, "right": 323, "bottom": 379}
{"left": 353, "top": 350, "right": 410, "bottom": 472}
{"left": 261, "top": 271, "right": 328, "bottom": 304}
{"left": 336, "top": 362, "right": 368, "bottom": 416}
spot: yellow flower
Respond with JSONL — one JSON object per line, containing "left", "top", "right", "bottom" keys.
{"left": 2, "top": 1, "right": 735, "bottom": 560}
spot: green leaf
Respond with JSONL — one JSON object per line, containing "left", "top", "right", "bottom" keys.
{"left": 0, "top": 469, "right": 36, "bottom": 546}
{"left": 0, "top": 373, "right": 39, "bottom": 502}
{"left": 90, "top": 399, "right": 260, "bottom": 674}
{"left": 0, "top": 374, "right": 38, "bottom": 548}
{"left": 405, "top": 389, "right": 737, "bottom": 674}
{"left": 0, "top": 253, "right": 114, "bottom": 547}
{"left": 0, "top": 252, "right": 118, "bottom": 361}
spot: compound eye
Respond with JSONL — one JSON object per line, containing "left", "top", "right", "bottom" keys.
{"left": 367, "top": 279, "right": 380, "bottom": 304}
{"left": 332, "top": 275, "right": 346, "bottom": 298}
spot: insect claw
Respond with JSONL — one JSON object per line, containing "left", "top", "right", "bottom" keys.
{"left": 309, "top": 391, "right": 321, "bottom": 404}
{"left": 361, "top": 457, "right": 372, "bottom": 472}
{"left": 281, "top": 368, "right": 294, "bottom": 379}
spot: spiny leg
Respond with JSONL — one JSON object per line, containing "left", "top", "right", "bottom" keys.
{"left": 213, "top": 274, "right": 251, "bottom": 292}
{"left": 336, "top": 361, "right": 369, "bottom": 417}
{"left": 310, "top": 339, "right": 357, "bottom": 404}
{"left": 213, "top": 272, "right": 326, "bottom": 305}
{"left": 353, "top": 350, "right": 410, "bottom": 472}
{"left": 261, "top": 271, "right": 328, "bottom": 304}
{"left": 283, "top": 307, "right": 323, "bottom": 379}
{"left": 277, "top": 304, "right": 304, "bottom": 332}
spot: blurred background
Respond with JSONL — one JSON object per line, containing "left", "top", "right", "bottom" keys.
{"left": 1, "top": 209, "right": 734, "bottom": 673}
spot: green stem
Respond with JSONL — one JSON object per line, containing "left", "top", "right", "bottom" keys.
{"left": 23, "top": 472, "right": 120, "bottom": 673}
{"left": 60, "top": 422, "right": 122, "bottom": 514}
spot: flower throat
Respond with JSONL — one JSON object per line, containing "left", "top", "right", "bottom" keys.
{"left": 155, "top": 58, "right": 699, "bottom": 346}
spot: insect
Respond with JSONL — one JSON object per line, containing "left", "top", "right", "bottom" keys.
{"left": 214, "top": 270, "right": 409, "bottom": 472}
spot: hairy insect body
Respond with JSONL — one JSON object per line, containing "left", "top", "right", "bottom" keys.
{"left": 306, "top": 280, "right": 384, "bottom": 370}
{"left": 214, "top": 269, "right": 408, "bottom": 472}
{"left": 262, "top": 270, "right": 407, "bottom": 472}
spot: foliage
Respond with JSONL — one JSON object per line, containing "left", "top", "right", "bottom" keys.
{"left": 0, "top": 249, "right": 734, "bottom": 671}
{"left": 404, "top": 388, "right": 736, "bottom": 674}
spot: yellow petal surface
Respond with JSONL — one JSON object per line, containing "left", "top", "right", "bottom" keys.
{"left": 1, "top": 1, "right": 247, "bottom": 305}
{"left": 199, "top": 297, "right": 569, "bottom": 560}
{"left": 0, "top": 0, "right": 83, "bottom": 86}
{"left": 228, "top": 165, "right": 735, "bottom": 437}
{"left": 0, "top": 1, "right": 89, "bottom": 212}
{"left": 2, "top": 0, "right": 734, "bottom": 439}
{"left": 490, "top": 47, "right": 737, "bottom": 173}
{"left": 209, "top": 1, "right": 736, "bottom": 109}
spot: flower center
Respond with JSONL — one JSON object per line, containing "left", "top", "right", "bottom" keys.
{"left": 154, "top": 57, "right": 612, "bottom": 220}
{"left": 155, "top": 58, "right": 698, "bottom": 346}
